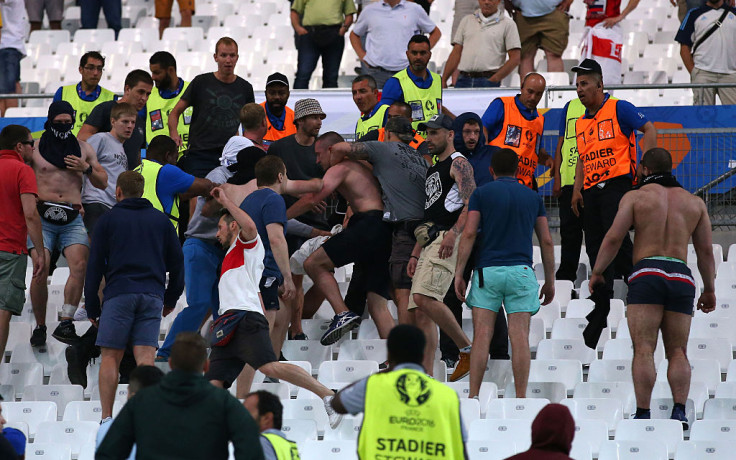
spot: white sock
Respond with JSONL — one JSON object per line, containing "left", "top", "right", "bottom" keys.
{"left": 61, "top": 303, "right": 78, "bottom": 318}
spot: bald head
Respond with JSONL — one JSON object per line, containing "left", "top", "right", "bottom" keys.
{"left": 520, "top": 73, "right": 546, "bottom": 111}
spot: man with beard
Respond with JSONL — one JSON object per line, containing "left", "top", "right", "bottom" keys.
{"left": 146, "top": 51, "right": 194, "bottom": 155}
{"left": 378, "top": 35, "right": 445, "bottom": 136}
{"left": 260, "top": 73, "right": 296, "bottom": 148}
{"left": 78, "top": 70, "right": 153, "bottom": 169}
{"left": 28, "top": 101, "right": 108, "bottom": 346}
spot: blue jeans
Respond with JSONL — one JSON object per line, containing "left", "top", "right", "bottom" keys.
{"left": 294, "top": 27, "right": 344, "bottom": 89}
{"left": 455, "top": 75, "right": 500, "bottom": 88}
{"left": 80, "top": 0, "right": 122, "bottom": 36}
{"left": 157, "top": 238, "right": 223, "bottom": 358}
{"left": 0, "top": 48, "right": 22, "bottom": 94}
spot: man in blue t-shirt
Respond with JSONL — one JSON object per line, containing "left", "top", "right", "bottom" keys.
{"left": 454, "top": 148, "right": 555, "bottom": 402}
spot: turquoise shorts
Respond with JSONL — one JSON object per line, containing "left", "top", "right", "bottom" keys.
{"left": 466, "top": 265, "right": 540, "bottom": 314}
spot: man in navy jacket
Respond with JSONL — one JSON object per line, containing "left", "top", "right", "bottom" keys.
{"left": 84, "top": 170, "right": 184, "bottom": 424}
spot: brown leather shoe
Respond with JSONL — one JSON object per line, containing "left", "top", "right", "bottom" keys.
{"left": 449, "top": 351, "right": 471, "bottom": 382}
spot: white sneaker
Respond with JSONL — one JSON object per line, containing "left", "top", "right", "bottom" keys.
{"left": 323, "top": 395, "right": 343, "bottom": 429}
{"left": 73, "top": 306, "right": 88, "bottom": 321}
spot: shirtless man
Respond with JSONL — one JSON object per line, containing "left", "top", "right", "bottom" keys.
{"left": 298, "top": 132, "right": 395, "bottom": 344}
{"left": 28, "top": 101, "right": 108, "bottom": 346}
{"left": 590, "top": 148, "right": 716, "bottom": 429}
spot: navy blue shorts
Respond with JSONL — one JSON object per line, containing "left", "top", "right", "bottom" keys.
{"left": 96, "top": 293, "right": 163, "bottom": 349}
{"left": 259, "top": 276, "right": 280, "bottom": 311}
{"left": 627, "top": 258, "right": 696, "bottom": 315}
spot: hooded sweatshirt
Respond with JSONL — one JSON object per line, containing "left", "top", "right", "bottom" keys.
{"left": 505, "top": 403, "right": 576, "bottom": 460}
{"left": 453, "top": 112, "right": 500, "bottom": 187}
{"left": 84, "top": 197, "right": 185, "bottom": 319}
{"left": 96, "top": 370, "right": 264, "bottom": 460}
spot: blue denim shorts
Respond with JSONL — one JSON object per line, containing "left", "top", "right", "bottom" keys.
{"left": 96, "top": 292, "right": 164, "bottom": 349}
{"left": 0, "top": 48, "right": 23, "bottom": 94}
{"left": 28, "top": 215, "right": 89, "bottom": 253}
{"left": 466, "top": 265, "right": 540, "bottom": 314}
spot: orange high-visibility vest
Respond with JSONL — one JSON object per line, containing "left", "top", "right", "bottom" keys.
{"left": 575, "top": 98, "right": 636, "bottom": 190}
{"left": 261, "top": 102, "right": 296, "bottom": 145}
{"left": 488, "top": 97, "right": 544, "bottom": 189}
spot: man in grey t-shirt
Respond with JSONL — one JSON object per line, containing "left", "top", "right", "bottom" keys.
{"left": 82, "top": 103, "right": 137, "bottom": 236}
{"left": 329, "top": 117, "right": 428, "bottom": 325}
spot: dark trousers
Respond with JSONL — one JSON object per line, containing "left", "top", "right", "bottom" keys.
{"left": 441, "top": 251, "right": 510, "bottom": 361}
{"left": 294, "top": 27, "right": 344, "bottom": 89}
{"left": 582, "top": 177, "right": 634, "bottom": 308}
{"left": 80, "top": 0, "right": 121, "bottom": 35}
{"left": 556, "top": 185, "right": 584, "bottom": 282}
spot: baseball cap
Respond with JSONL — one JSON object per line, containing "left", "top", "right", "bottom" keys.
{"left": 266, "top": 72, "right": 289, "bottom": 88}
{"left": 571, "top": 58, "right": 603, "bottom": 75}
{"left": 385, "top": 117, "right": 414, "bottom": 135}
{"left": 417, "top": 114, "right": 453, "bottom": 131}
{"left": 294, "top": 98, "right": 326, "bottom": 120}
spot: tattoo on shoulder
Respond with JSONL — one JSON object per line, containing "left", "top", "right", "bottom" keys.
{"left": 452, "top": 157, "right": 476, "bottom": 201}
{"left": 349, "top": 142, "right": 370, "bottom": 160}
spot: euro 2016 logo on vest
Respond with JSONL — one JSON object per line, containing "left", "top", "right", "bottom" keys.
{"left": 396, "top": 373, "right": 431, "bottom": 407}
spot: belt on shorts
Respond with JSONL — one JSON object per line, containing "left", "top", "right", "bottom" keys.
{"left": 459, "top": 70, "right": 496, "bottom": 78}
{"left": 37, "top": 201, "right": 81, "bottom": 225}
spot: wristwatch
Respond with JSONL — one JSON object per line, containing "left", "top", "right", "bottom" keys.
{"left": 84, "top": 165, "right": 93, "bottom": 175}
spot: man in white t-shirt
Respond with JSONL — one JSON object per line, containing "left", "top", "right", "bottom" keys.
{"left": 0, "top": 0, "right": 29, "bottom": 116}
{"left": 205, "top": 186, "right": 343, "bottom": 429}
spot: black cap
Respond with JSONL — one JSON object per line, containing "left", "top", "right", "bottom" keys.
{"left": 571, "top": 58, "right": 603, "bottom": 75}
{"left": 417, "top": 114, "right": 453, "bottom": 131}
{"left": 385, "top": 117, "right": 414, "bottom": 135}
{"left": 266, "top": 72, "right": 289, "bottom": 88}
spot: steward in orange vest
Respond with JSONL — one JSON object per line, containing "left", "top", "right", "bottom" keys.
{"left": 261, "top": 73, "right": 296, "bottom": 147}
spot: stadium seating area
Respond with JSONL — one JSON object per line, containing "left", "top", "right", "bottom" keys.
{"left": 4, "top": 240, "right": 736, "bottom": 459}
{"left": 5, "top": 0, "right": 695, "bottom": 120}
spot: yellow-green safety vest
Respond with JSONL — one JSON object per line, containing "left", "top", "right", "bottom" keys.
{"left": 145, "top": 82, "right": 193, "bottom": 157}
{"left": 394, "top": 69, "right": 442, "bottom": 136}
{"left": 262, "top": 433, "right": 301, "bottom": 460}
{"left": 358, "top": 368, "right": 466, "bottom": 460}
{"left": 355, "top": 104, "right": 388, "bottom": 139}
{"left": 134, "top": 159, "right": 180, "bottom": 231}
{"left": 61, "top": 84, "right": 116, "bottom": 135}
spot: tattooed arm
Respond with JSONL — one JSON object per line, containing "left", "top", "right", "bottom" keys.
{"left": 437, "top": 156, "right": 476, "bottom": 259}
{"left": 329, "top": 141, "right": 371, "bottom": 166}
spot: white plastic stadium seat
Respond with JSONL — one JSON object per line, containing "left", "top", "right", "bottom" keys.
{"left": 25, "top": 442, "right": 73, "bottom": 460}
{"left": 28, "top": 30, "right": 71, "bottom": 53}
{"left": 598, "top": 440, "right": 668, "bottom": 460}
{"left": 249, "top": 382, "right": 290, "bottom": 401}
{"left": 536, "top": 339, "right": 596, "bottom": 365}
{"left": 446, "top": 382, "right": 497, "bottom": 417}
{"left": 300, "top": 440, "right": 358, "bottom": 460}
{"left": 337, "top": 339, "right": 387, "bottom": 363}
{"left": 468, "top": 419, "right": 532, "bottom": 450}
{"left": 651, "top": 381, "right": 709, "bottom": 419}
{"left": 90, "top": 384, "right": 128, "bottom": 401}
{"left": 528, "top": 359, "right": 583, "bottom": 394}
{"left": 572, "top": 419, "right": 609, "bottom": 457}
{"left": 566, "top": 299, "right": 625, "bottom": 332}
{"left": 465, "top": 440, "right": 517, "bottom": 460}
{"left": 588, "top": 359, "right": 633, "bottom": 384}
{"left": 317, "top": 360, "right": 378, "bottom": 390}
{"left": 486, "top": 398, "right": 550, "bottom": 420}
{"left": 279, "top": 418, "right": 318, "bottom": 444}
{"left": 551, "top": 318, "right": 610, "bottom": 350}
{"left": 281, "top": 400, "right": 330, "bottom": 435}
{"left": 460, "top": 398, "right": 481, "bottom": 427}
{"left": 674, "top": 440, "right": 736, "bottom": 460}
{"left": 2, "top": 401, "right": 57, "bottom": 437}
{"left": 574, "top": 382, "right": 636, "bottom": 416}
{"left": 162, "top": 27, "right": 205, "bottom": 50}
{"left": 657, "top": 359, "right": 721, "bottom": 395}
{"left": 562, "top": 398, "right": 623, "bottom": 434}
{"left": 4, "top": 322, "right": 32, "bottom": 357}
{"left": 323, "top": 416, "right": 362, "bottom": 441}
{"left": 534, "top": 299, "right": 561, "bottom": 333}
{"left": 73, "top": 29, "right": 115, "bottom": 44}
{"left": 504, "top": 381, "right": 566, "bottom": 403}
{"left": 34, "top": 421, "right": 99, "bottom": 456}
{"left": 614, "top": 419, "right": 683, "bottom": 458}
{"left": 602, "top": 338, "right": 665, "bottom": 367}
{"left": 692, "top": 311, "right": 736, "bottom": 347}
{"left": 649, "top": 398, "right": 697, "bottom": 428}
{"left": 686, "top": 338, "right": 732, "bottom": 372}
{"left": 703, "top": 398, "right": 736, "bottom": 420}
{"left": 689, "top": 419, "right": 736, "bottom": 443}
{"left": 0, "top": 362, "right": 44, "bottom": 398}
{"left": 117, "top": 28, "right": 159, "bottom": 50}
{"left": 63, "top": 400, "right": 123, "bottom": 422}
{"left": 715, "top": 382, "right": 736, "bottom": 398}
{"left": 282, "top": 340, "right": 332, "bottom": 370}
{"left": 10, "top": 341, "right": 67, "bottom": 377}
{"left": 22, "top": 385, "right": 84, "bottom": 418}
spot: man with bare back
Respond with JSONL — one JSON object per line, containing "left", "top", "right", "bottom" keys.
{"left": 298, "top": 131, "right": 395, "bottom": 344}
{"left": 590, "top": 147, "right": 716, "bottom": 429}
{"left": 28, "top": 101, "right": 108, "bottom": 347}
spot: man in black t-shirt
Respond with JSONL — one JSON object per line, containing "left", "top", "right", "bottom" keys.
{"left": 78, "top": 70, "right": 153, "bottom": 170}
{"left": 168, "top": 37, "right": 256, "bottom": 178}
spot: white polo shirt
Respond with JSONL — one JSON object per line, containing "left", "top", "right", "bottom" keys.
{"left": 675, "top": 5, "right": 736, "bottom": 74}
{"left": 0, "top": 0, "right": 29, "bottom": 54}
{"left": 453, "top": 9, "right": 521, "bottom": 73}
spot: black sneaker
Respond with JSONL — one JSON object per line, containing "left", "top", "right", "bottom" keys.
{"left": 320, "top": 311, "right": 361, "bottom": 346}
{"left": 65, "top": 345, "right": 89, "bottom": 388}
{"left": 30, "top": 325, "right": 47, "bottom": 347}
{"left": 441, "top": 357, "right": 457, "bottom": 369}
{"left": 292, "top": 333, "right": 308, "bottom": 340}
{"left": 52, "top": 320, "right": 80, "bottom": 345}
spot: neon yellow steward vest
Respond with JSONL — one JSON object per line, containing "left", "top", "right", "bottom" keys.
{"left": 262, "top": 433, "right": 301, "bottom": 460}
{"left": 394, "top": 68, "right": 442, "bottom": 136}
{"left": 61, "top": 84, "right": 115, "bottom": 135}
{"left": 355, "top": 104, "right": 388, "bottom": 139}
{"left": 134, "top": 159, "right": 180, "bottom": 231}
{"left": 145, "top": 81, "right": 193, "bottom": 156}
{"left": 560, "top": 98, "right": 586, "bottom": 187}
{"left": 358, "top": 368, "right": 465, "bottom": 460}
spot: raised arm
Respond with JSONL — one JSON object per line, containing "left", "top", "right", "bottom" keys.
{"left": 692, "top": 199, "right": 716, "bottom": 313}
{"left": 330, "top": 141, "right": 371, "bottom": 166}
{"left": 284, "top": 177, "right": 323, "bottom": 196}
{"left": 535, "top": 215, "right": 555, "bottom": 305}
{"left": 589, "top": 193, "right": 635, "bottom": 289}
{"left": 439, "top": 156, "right": 476, "bottom": 259}
{"left": 211, "top": 186, "right": 258, "bottom": 242}
{"left": 454, "top": 209, "right": 479, "bottom": 301}
{"left": 180, "top": 177, "right": 215, "bottom": 201}
{"left": 639, "top": 121, "right": 657, "bottom": 153}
